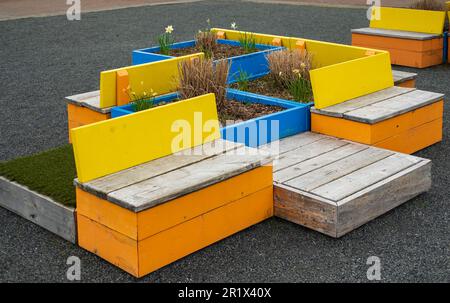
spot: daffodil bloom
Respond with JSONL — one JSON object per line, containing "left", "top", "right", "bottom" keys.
{"left": 300, "top": 63, "right": 306, "bottom": 68}
{"left": 143, "top": 91, "right": 147, "bottom": 96}
{"left": 279, "top": 71, "right": 283, "bottom": 76}
{"left": 292, "top": 69, "right": 300, "bottom": 74}
{"left": 152, "top": 92, "right": 157, "bottom": 97}
{"left": 231, "top": 22, "right": 237, "bottom": 30}
{"left": 165, "top": 25, "right": 174, "bottom": 34}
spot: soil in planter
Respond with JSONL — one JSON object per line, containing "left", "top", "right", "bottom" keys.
{"left": 164, "top": 43, "right": 258, "bottom": 60}
{"left": 134, "top": 98, "right": 284, "bottom": 127}
{"left": 232, "top": 74, "right": 313, "bottom": 103}
{"left": 218, "top": 99, "right": 284, "bottom": 126}
{"left": 0, "top": 145, "right": 76, "bottom": 207}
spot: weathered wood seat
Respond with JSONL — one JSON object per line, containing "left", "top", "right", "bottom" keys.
{"left": 392, "top": 70, "right": 417, "bottom": 88}
{"left": 71, "top": 93, "right": 274, "bottom": 277}
{"left": 268, "top": 132, "right": 431, "bottom": 238}
{"left": 311, "top": 87, "right": 444, "bottom": 154}
{"left": 351, "top": 7, "right": 446, "bottom": 68}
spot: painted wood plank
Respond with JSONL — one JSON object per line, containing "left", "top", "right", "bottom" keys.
{"left": 351, "top": 27, "right": 440, "bottom": 40}
{"left": 285, "top": 147, "right": 394, "bottom": 192}
{"left": 274, "top": 143, "right": 368, "bottom": 183}
{"left": 311, "top": 153, "right": 422, "bottom": 201}
{"left": 310, "top": 87, "right": 415, "bottom": 118}
{"left": 336, "top": 160, "right": 431, "bottom": 237}
{"left": 66, "top": 90, "right": 111, "bottom": 114}
{"left": 344, "top": 90, "right": 444, "bottom": 124}
{"left": 274, "top": 137, "right": 348, "bottom": 172}
{"left": 0, "top": 177, "right": 77, "bottom": 243}
{"left": 107, "top": 146, "right": 272, "bottom": 212}
{"left": 78, "top": 139, "right": 242, "bottom": 198}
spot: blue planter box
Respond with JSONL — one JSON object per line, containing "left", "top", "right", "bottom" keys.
{"left": 132, "top": 39, "right": 282, "bottom": 83}
{"left": 111, "top": 89, "right": 312, "bottom": 147}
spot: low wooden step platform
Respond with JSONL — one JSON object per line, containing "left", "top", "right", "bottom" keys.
{"left": 311, "top": 86, "right": 444, "bottom": 154}
{"left": 352, "top": 27, "right": 443, "bottom": 68}
{"left": 267, "top": 132, "right": 431, "bottom": 238}
{"left": 75, "top": 139, "right": 274, "bottom": 277}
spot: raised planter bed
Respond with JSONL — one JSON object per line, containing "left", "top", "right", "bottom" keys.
{"left": 0, "top": 145, "right": 77, "bottom": 243}
{"left": 132, "top": 39, "right": 283, "bottom": 83}
{"left": 111, "top": 89, "right": 312, "bottom": 147}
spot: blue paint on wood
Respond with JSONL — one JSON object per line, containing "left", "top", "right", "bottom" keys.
{"left": 111, "top": 89, "right": 312, "bottom": 147}
{"left": 131, "top": 39, "right": 283, "bottom": 83}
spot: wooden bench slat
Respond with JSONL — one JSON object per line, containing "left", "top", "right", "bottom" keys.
{"left": 351, "top": 27, "right": 440, "bottom": 40}
{"left": 107, "top": 146, "right": 272, "bottom": 212}
{"left": 79, "top": 139, "right": 242, "bottom": 197}
{"left": 392, "top": 70, "right": 417, "bottom": 84}
{"left": 274, "top": 143, "right": 368, "bottom": 183}
{"left": 311, "top": 87, "right": 415, "bottom": 117}
{"left": 310, "top": 153, "right": 422, "bottom": 201}
{"left": 274, "top": 137, "right": 347, "bottom": 172}
{"left": 285, "top": 147, "right": 394, "bottom": 192}
{"left": 344, "top": 90, "right": 444, "bottom": 124}
{"left": 260, "top": 131, "right": 326, "bottom": 155}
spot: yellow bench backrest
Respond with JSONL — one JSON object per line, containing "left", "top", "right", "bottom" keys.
{"left": 72, "top": 93, "right": 220, "bottom": 183}
{"left": 369, "top": 7, "right": 446, "bottom": 35}
{"left": 99, "top": 53, "right": 204, "bottom": 108}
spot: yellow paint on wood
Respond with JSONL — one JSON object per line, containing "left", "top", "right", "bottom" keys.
{"left": 310, "top": 52, "right": 394, "bottom": 109}
{"left": 370, "top": 7, "right": 446, "bottom": 35}
{"left": 71, "top": 93, "right": 220, "bottom": 183}
{"left": 99, "top": 53, "right": 203, "bottom": 108}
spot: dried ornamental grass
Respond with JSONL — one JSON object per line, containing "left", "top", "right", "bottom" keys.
{"left": 196, "top": 31, "right": 218, "bottom": 59}
{"left": 178, "top": 58, "right": 229, "bottom": 111}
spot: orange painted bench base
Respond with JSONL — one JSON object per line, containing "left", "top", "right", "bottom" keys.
{"left": 352, "top": 33, "right": 443, "bottom": 68}
{"left": 67, "top": 104, "right": 109, "bottom": 143}
{"left": 397, "top": 79, "right": 416, "bottom": 88}
{"left": 76, "top": 166, "right": 273, "bottom": 278}
{"left": 311, "top": 100, "right": 443, "bottom": 154}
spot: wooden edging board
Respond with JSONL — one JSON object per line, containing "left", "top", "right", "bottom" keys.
{"left": 0, "top": 176, "right": 77, "bottom": 243}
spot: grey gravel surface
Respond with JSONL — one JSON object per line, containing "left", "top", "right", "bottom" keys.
{"left": 0, "top": 0, "right": 449, "bottom": 282}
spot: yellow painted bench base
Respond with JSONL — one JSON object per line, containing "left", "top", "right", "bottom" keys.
{"left": 311, "top": 100, "right": 443, "bottom": 154}
{"left": 67, "top": 104, "right": 109, "bottom": 143}
{"left": 76, "top": 166, "right": 274, "bottom": 277}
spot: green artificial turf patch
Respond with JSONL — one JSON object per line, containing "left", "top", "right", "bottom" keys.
{"left": 0, "top": 145, "right": 76, "bottom": 208}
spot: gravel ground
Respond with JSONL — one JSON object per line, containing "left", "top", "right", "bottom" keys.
{"left": 0, "top": 0, "right": 449, "bottom": 282}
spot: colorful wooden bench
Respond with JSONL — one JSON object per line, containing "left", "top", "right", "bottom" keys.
{"left": 310, "top": 87, "right": 444, "bottom": 154}
{"left": 70, "top": 93, "right": 273, "bottom": 277}
{"left": 268, "top": 132, "right": 431, "bottom": 238}
{"left": 352, "top": 7, "right": 446, "bottom": 68}
{"left": 392, "top": 70, "right": 417, "bottom": 88}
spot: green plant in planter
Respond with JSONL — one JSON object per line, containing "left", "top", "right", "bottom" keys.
{"left": 125, "top": 82, "right": 158, "bottom": 112}
{"left": 196, "top": 19, "right": 217, "bottom": 59}
{"left": 288, "top": 70, "right": 313, "bottom": 103}
{"left": 235, "top": 68, "right": 250, "bottom": 91}
{"left": 231, "top": 22, "right": 257, "bottom": 54}
{"left": 158, "top": 25, "right": 175, "bottom": 55}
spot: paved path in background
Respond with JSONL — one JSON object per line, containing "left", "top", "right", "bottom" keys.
{"left": 0, "top": 0, "right": 203, "bottom": 20}
{"left": 245, "top": 0, "right": 449, "bottom": 8}
{"left": 0, "top": 0, "right": 449, "bottom": 282}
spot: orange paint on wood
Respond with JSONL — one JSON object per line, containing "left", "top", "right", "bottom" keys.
{"left": 295, "top": 40, "right": 306, "bottom": 51}
{"left": 216, "top": 31, "right": 225, "bottom": 39}
{"left": 76, "top": 165, "right": 273, "bottom": 241}
{"left": 67, "top": 104, "right": 110, "bottom": 143}
{"left": 77, "top": 185, "right": 273, "bottom": 278}
{"left": 311, "top": 100, "right": 444, "bottom": 153}
{"left": 272, "top": 38, "right": 282, "bottom": 46}
{"left": 374, "top": 118, "right": 443, "bottom": 154}
{"left": 352, "top": 33, "right": 443, "bottom": 68}
{"left": 116, "top": 70, "right": 130, "bottom": 106}
{"left": 77, "top": 214, "right": 139, "bottom": 277}
{"left": 397, "top": 79, "right": 416, "bottom": 88}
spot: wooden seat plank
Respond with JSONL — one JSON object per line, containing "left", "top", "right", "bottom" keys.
{"left": 274, "top": 137, "right": 348, "bottom": 172}
{"left": 351, "top": 27, "right": 440, "bottom": 40}
{"left": 107, "top": 146, "right": 272, "bottom": 212}
{"left": 78, "top": 139, "right": 242, "bottom": 197}
{"left": 343, "top": 90, "right": 444, "bottom": 124}
{"left": 285, "top": 147, "right": 394, "bottom": 192}
{"left": 260, "top": 131, "right": 326, "bottom": 156}
{"left": 310, "top": 153, "right": 422, "bottom": 201}
{"left": 310, "top": 87, "right": 415, "bottom": 118}
{"left": 274, "top": 143, "right": 368, "bottom": 183}
{"left": 392, "top": 70, "right": 417, "bottom": 84}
